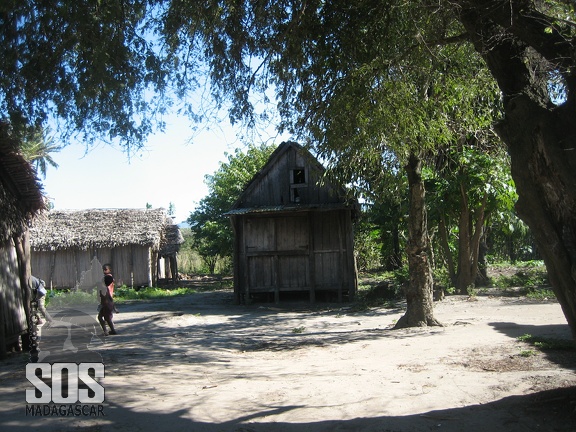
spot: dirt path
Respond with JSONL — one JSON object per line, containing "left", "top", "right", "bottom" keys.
{"left": 1, "top": 290, "right": 575, "bottom": 431}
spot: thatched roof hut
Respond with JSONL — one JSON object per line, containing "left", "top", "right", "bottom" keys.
{"left": 0, "top": 130, "right": 45, "bottom": 243}
{"left": 0, "top": 123, "right": 46, "bottom": 356}
{"left": 30, "top": 208, "right": 184, "bottom": 288}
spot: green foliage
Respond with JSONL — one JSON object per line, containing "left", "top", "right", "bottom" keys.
{"left": 45, "top": 289, "right": 97, "bottom": 308}
{"left": 519, "top": 349, "right": 537, "bottom": 357}
{"left": 177, "top": 228, "right": 201, "bottom": 274}
{"left": 524, "top": 288, "right": 556, "bottom": 300}
{"left": 432, "top": 266, "right": 452, "bottom": 291}
{"left": 168, "top": 202, "right": 176, "bottom": 216}
{"left": 45, "top": 285, "right": 201, "bottom": 307}
{"left": 353, "top": 226, "right": 382, "bottom": 272}
{"left": 356, "top": 172, "right": 408, "bottom": 272}
{"left": 18, "top": 125, "right": 61, "bottom": 178}
{"left": 488, "top": 217, "right": 539, "bottom": 263}
{"left": 356, "top": 268, "right": 406, "bottom": 309}
{"left": 0, "top": 1, "right": 181, "bottom": 148}
{"left": 491, "top": 262, "right": 549, "bottom": 289}
{"left": 517, "top": 334, "right": 575, "bottom": 351}
{"left": 187, "top": 143, "right": 276, "bottom": 272}
{"left": 114, "top": 286, "right": 198, "bottom": 302}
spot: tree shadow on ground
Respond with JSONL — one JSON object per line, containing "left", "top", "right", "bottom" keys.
{"left": 95, "top": 293, "right": 413, "bottom": 371}
{"left": 489, "top": 321, "right": 576, "bottom": 370}
{"left": 2, "top": 291, "right": 576, "bottom": 432}
{"left": 1, "top": 382, "right": 574, "bottom": 432}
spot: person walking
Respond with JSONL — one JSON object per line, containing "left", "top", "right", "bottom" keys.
{"left": 98, "top": 264, "right": 117, "bottom": 335}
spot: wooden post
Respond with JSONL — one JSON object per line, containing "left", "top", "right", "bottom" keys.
{"left": 273, "top": 254, "right": 280, "bottom": 304}
{"left": 14, "top": 231, "right": 32, "bottom": 352}
{"left": 308, "top": 212, "right": 316, "bottom": 303}
{"left": 0, "top": 312, "right": 5, "bottom": 359}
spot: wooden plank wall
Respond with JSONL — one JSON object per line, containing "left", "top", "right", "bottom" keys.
{"left": 241, "top": 147, "right": 342, "bottom": 208}
{"left": 235, "top": 210, "right": 357, "bottom": 302}
{"left": 31, "top": 245, "right": 155, "bottom": 289}
{"left": 0, "top": 239, "right": 28, "bottom": 343}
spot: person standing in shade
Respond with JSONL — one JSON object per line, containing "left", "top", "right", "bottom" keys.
{"left": 31, "top": 275, "right": 53, "bottom": 324}
{"left": 98, "top": 264, "right": 117, "bottom": 335}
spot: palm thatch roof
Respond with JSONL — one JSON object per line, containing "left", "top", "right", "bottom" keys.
{"left": 0, "top": 123, "right": 46, "bottom": 242}
{"left": 30, "top": 208, "right": 183, "bottom": 252}
{"left": 159, "top": 223, "right": 185, "bottom": 256}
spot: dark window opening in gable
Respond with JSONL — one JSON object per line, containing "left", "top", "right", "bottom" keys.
{"left": 292, "top": 169, "right": 306, "bottom": 185}
{"left": 290, "top": 168, "right": 307, "bottom": 203}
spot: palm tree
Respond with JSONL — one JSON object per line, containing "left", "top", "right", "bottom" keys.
{"left": 19, "top": 126, "right": 61, "bottom": 178}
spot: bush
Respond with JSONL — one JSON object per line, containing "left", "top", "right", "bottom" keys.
{"left": 45, "top": 289, "right": 98, "bottom": 308}
{"left": 492, "top": 264, "right": 549, "bottom": 289}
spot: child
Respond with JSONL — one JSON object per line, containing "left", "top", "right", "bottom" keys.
{"left": 98, "top": 264, "right": 117, "bottom": 335}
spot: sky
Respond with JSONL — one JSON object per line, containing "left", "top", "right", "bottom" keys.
{"left": 40, "top": 115, "right": 288, "bottom": 224}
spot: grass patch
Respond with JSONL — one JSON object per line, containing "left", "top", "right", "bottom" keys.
{"left": 519, "top": 349, "right": 537, "bottom": 357}
{"left": 352, "top": 271, "right": 404, "bottom": 312}
{"left": 524, "top": 287, "right": 556, "bottom": 300}
{"left": 114, "top": 286, "right": 199, "bottom": 302}
{"left": 517, "top": 334, "right": 576, "bottom": 351}
{"left": 491, "top": 261, "right": 549, "bottom": 290}
{"left": 45, "top": 285, "right": 202, "bottom": 308}
{"left": 45, "top": 289, "right": 98, "bottom": 308}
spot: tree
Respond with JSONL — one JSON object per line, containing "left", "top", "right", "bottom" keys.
{"left": 168, "top": 202, "right": 175, "bottom": 217}
{"left": 397, "top": 152, "right": 441, "bottom": 327}
{"left": 0, "top": 1, "right": 177, "bottom": 149}
{"left": 5, "top": 1, "right": 576, "bottom": 336}
{"left": 160, "top": 0, "right": 504, "bottom": 328}
{"left": 429, "top": 141, "right": 516, "bottom": 292}
{"left": 452, "top": 1, "right": 576, "bottom": 338}
{"left": 188, "top": 143, "right": 276, "bottom": 272}
{"left": 18, "top": 125, "right": 61, "bottom": 178}
{"left": 160, "top": 0, "right": 576, "bottom": 335}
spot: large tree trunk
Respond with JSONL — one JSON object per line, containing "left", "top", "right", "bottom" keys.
{"left": 475, "top": 227, "right": 489, "bottom": 287}
{"left": 500, "top": 97, "right": 576, "bottom": 337}
{"left": 458, "top": 2, "right": 576, "bottom": 338}
{"left": 384, "top": 224, "right": 402, "bottom": 270}
{"left": 438, "top": 215, "right": 455, "bottom": 281}
{"left": 455, "top": 185, "right": 488, "bottom": 293}
{"left": 395, "top": 153, "right": 442, "bottom": 329}
{"left": 455, "top": 183, "right": 472, "bottom": 293}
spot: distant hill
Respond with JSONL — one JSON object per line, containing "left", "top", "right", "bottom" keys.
{"left": 178, "top": 221, "right": 190, "bottom": 229}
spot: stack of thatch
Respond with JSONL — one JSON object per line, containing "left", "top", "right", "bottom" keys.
{"left": 159, "top": 222, "right": 185, "bottom": 256}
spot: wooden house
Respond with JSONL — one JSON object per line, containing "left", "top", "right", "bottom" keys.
{"left": 30, "top": 208, "right": 184, "bottom": 289}
{"left": 227, "top": 141, "right": 358, "bottom": 304}
{"left": 0, "top": 126, "right": 45, "bottom": 357}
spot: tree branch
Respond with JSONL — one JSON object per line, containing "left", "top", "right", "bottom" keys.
{"left": 458, "top": 0, "right": 574, "bottom": 71}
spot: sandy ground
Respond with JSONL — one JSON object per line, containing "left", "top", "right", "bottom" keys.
{"left": 1, "top": 289, "right": 575, "bottom": 432}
